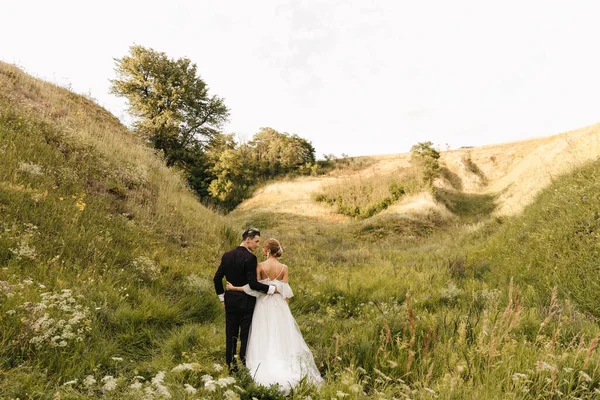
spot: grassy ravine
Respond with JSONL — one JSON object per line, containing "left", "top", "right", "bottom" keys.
{"left": 2, "top": 63, "right": 600, "bottom": 400}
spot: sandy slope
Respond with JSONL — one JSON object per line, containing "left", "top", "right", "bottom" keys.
{"left": 235, "top": 123, "right": 600, "bottom": 220}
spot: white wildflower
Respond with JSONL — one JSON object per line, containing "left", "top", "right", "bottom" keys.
{"left": 10, "top": 241, "right": 37, "bottom": 260}
{"left": 184, "top": 384, "right": 197, "bottom": 394}
{"left": 6, "top": 310, "right": 16, "bottom": 315}
{"left": 111, "top": 357, "right": 123, "bottom": 362}
{"left": 216, "top": 376, "right": 236, "bottom": 387}
{"left": 563, "top": 367, "right": 574, "bottom": 373}
{"left": 152, "top": 371, "right": 171, "bottom": 398}
{"left": 201, "top": 374, "right": 213, "bottom": 383}
{"left": 155, "top": 384, "right": 171, "bottom": 398}
{"left": 83, "top": 375, "right": 96, "bottom": 387}
{"left": 130, "top": 375, "right": 145, "bottom": 390}
{"left": 130, "top": 381, "right": 143, "bottom": 390}
{"left": 132, "top": 256, "right": 160, "bottom": 281}
{"left": 101, "top": 375, "right": 118, "bottom": 391}
{"left": 23, "top": 288, "right": 91, "bottom": 349}
{"left": 18, "top": 162, "right": 44, "bottom": 176}
{"left": 213, "top": 363, "right": 224, "bottom": 372}
{"left": 223, "top": 389, "right": 239, "bottom": 400}
{"left": 63, "top": 379, "right": 77, "bottom": 386}
{"left": 151, "top": 371, "right": 166, "bottom": 385}
{"left": 171, "top": 362, "right": 199, "bottom": 372}
{"left": 204, "top": 381, "right": 217, "bottom": 392}
{"left": 336, "top": 391, "right": 349, "bottom": 397}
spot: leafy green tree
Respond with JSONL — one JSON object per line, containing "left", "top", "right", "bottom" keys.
{"left": 110, "top": 45, "right": 229, "bottom": 173}
{"left": 410, "top": 141, "right": 441, "bottom": 186}
{"left": 207, "top": 136, "right": 255, "bottom": 209}
{"left": 250, "top": 127, "right": 316, "bottom": 176}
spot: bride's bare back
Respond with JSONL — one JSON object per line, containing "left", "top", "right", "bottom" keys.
{"left": 258, "top": 259, "right": 288, "bottom": 283}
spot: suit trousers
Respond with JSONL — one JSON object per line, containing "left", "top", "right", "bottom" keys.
{"left": 225, "top": 309, "right": 253, "bottom": 367}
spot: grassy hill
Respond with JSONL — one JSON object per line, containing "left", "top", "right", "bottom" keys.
{"left": 238, "top": 122, "right": 600, "bottom": 224}
{"left": 2, "top": 62, "right": 600, "bottom": 399}
{"left": 0, "top": 62, "right": 240, "bottom": 398}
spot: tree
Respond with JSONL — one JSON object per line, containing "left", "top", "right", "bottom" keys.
{"left": 110, "top": 45, "right": 229, "bottom": 170}
{"left": 410, "top": 141, "right": 440, "bottom": 186}
{"left": 205, "top": 129, "right": 317, "bottom": 210}
{"left": 206, "top": 134, "right": 255, "bottom": 209}
{"left": 249, "top": 127, "right": 316, "bottom": 176}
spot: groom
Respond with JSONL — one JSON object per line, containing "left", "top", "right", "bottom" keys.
{"left": 213, "top": 227, "right": 276, "bottom": 370}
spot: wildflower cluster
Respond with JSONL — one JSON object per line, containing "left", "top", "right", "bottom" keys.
{"left": 58, "top": 365, "right": 236, "bottom": 398}
{"left": 74, "top": 192, "right": 86, "bottom": 211}
{"left": 184, "top": 274, "right": 212, "bottom": 292}
{"left": 18, "top": 161, "right": 44, "bottom": 176}
{"left": 21, "top": 288, "right": 91, "bottom": 349}
{"left": 0, "top": 280, "right": 15, "bottom": 298}
{"left": 201, "top": 374, "right": 237, "bottom": 393}
{"left": 8, "top": 223, "right": 38, "bottom": 261}
{"left": 132, "top": 255, "right": 160, "bottom": 281}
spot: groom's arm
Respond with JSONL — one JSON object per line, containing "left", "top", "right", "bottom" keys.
{"left": 245, "top": 256, "right": 275, "bottom": 294}
{"left": 213, "top": 255, "right": 226, "bottom": 304}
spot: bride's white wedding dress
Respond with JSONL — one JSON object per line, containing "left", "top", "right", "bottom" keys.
{"left": 242, "top": 278, "right": 323, "bottom": 391}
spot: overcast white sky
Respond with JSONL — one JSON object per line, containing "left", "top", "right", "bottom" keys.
{"left": 2, "top": 0, "right": 600, "bottom": 157}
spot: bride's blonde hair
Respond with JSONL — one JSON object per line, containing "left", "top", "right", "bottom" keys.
{"left": 264, "top": 239, "right": 283, "bottom": 258}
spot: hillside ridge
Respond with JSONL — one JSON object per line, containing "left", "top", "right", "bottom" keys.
{"left": 235, "top": 122, "right": 600, "bottom": 221}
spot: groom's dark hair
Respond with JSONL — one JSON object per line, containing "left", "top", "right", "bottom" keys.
{"left": 242, "top": 227, "right": 260, "bottom": 240}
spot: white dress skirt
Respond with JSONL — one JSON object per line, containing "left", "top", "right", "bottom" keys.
{"left": 243, "top": 279, "right": 323, "bottom": 392}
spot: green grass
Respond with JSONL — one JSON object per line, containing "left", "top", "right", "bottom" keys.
{"left": 313, "top": 171, "right": 420, "bottom": 219}
{"left": 3, "top": 62, "right": 600, "bottom": 399}
{"left": 434, "top": 188, "right": 496, "bottom": 223}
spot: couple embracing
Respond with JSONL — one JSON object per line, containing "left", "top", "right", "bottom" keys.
{"left": 213, "top": 227, "right": 323, "bottom": 392}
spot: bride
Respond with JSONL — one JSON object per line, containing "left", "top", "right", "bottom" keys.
{"left": 226, "top": 239, "right": 323, "bottom": 392}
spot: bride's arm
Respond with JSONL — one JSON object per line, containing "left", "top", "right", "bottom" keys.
{"left": 225, "top": 282, "right": 244, "bottom": 292}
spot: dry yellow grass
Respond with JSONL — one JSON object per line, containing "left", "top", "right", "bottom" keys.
{"left": 235, "top": 123, "right": 600, "bottom": 220}
{"left": 232, "top": 176, "right": 350, "bottom": 222}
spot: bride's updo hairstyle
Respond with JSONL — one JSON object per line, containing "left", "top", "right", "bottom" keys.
{"left": 264, "top": 239, "right": 283, "bottom": 258}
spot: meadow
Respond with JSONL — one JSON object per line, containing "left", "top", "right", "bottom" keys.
{"left": 2, "top": 62, "right": 600, "bottom": 399}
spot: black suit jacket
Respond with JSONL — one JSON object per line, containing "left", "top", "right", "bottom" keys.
{"left": 213, "top": 246, "right": 271, "bottom": 311}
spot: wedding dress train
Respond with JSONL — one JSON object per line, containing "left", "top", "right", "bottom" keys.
{"left": 243, "top": 279, "right": 323, "bottom": 391}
